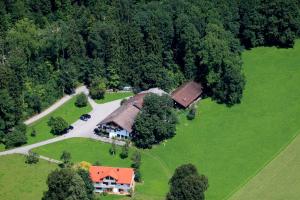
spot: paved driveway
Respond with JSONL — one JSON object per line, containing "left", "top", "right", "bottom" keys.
{"left": 0, "top": 99, "right": 124, "bottom": 157}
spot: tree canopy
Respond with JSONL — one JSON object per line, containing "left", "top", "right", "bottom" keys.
{"left": 42, "top": 168, "right": 89, "bottom": 200}
{"left": 133, "top": 94, "right": 177, "bottom": 148}
{"left": 167, "top": 164, "right": 209, "bottom": 200}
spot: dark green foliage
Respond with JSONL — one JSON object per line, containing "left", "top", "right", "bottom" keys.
{"left": 25, "top": 151, "right": 39, "bottom": 164}
{"left": 133, "top": 94, "right": 177, "bottom": 148}
{"left": 30, "top": 128, "right": 37, "bottom": 137}
{"left": 43, "top": 168, "right": 89, "bottom": 200}
{"left": 75, "top": 93, "right": 88, "bottom": 107}
{"left": 120, "top": 140, "right": 129, "bottom": 159}
{"left": 131, "top": 150, "right": 142, "bottom": 182}
{"left": 134, "top": 169, "right": 142, "bottom": 182}
{"left": 167, "top": 164, "right": 208, "bottom": 200}
{"left": 89, "top": 79, "right": 106, "bottom": 100}
{"left": 60, "top": 150, "right": 72, "bottom": 166}
{"left": 47, "top": 117, "right": 69, "bottom": 135}
{"left": 239, "top": 0, "right": 300, "bottom": 48}
{"left": 131, "top": 150, "right": 142, "bottom": 169}
{"left": 77, "top": 169, "right": 95, "bottom": 200}
{"left": 109, "top": 139, "right": 117, "bottom": 155}
{"left": 4, "top": 123, "right": 27, "bottom": 148}
{"left": 187, "top": 106, "right": 196, "bottom": 120}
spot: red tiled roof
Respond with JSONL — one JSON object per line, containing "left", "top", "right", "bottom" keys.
{"left": 89, "top": 166, "right": 134, "bottom": 184}
{"left": 171, "top": 81, "right": 203, "bottom": 108}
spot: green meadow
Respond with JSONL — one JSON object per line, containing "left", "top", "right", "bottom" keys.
{"left": 0, "top": 154, "right": 57, "bottom": 200}
{"left": 230, "top": 133, "right": 300, "bottom": 200}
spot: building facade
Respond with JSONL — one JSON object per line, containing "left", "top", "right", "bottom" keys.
{"left": 89, "top": 166, "right": 135, "bottom": 195}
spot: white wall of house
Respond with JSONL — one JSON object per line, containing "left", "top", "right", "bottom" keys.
{"left": 93, "top": 176, "right": 133, "bottom": 194}
{"left": 108, "top": 129, "right": 130, "bottom": 139}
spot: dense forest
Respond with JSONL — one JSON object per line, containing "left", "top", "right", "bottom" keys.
{"left": 1, "top": 0, "right": 300, "bottom": 148}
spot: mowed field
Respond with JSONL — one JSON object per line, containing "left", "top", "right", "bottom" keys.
{"left": 0, "top": 154, "right": 57, "bottom": 200}
{"left": 229, "top": 132, "right": 300, "bottom": 200}
{"left": 2, "top": 41, "right": 300, "bottom": 200}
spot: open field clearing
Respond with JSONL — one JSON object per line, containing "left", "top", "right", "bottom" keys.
{"left": 0, "top": 154, "right": 57, "bottom": 200}
{"left": 229, "top": 133, "right": 300, "bottom": 200}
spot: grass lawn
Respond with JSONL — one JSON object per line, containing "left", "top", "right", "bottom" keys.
{"left": 0, "top": 144, "right": 5, "bottom": 151}
{"left": 33, "top": 138, "right": 132, "bottom": 167}
{"left": 33, "top": 40, "right": 300, "bottom": 200}
{"left": 0, "top": 154, "right": 57, "bottom": 200}
{"left": 95, "top": 92, "right": 133, "bottom": 104}
{"left": 229, "top": 133, "right": 300, "bottom": 200}
{"left": 26, "top": 95, "right": 92, "bottom": 145}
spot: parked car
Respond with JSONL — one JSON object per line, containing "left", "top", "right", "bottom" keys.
{"left": 62, "top": 125, "right": 74, "bottom": 134}
{"left": 80, "top": 114, "right": 91, "bottom": 121}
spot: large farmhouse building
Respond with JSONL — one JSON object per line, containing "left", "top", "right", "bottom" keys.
{"left": 98, "top": 88, "right": 167, "bottom": 139}
{"left": 171, "top": 81, "right": 203, "bottom": 108}
{"left": 89, "top": 166, "right": 135, "bottom": 194}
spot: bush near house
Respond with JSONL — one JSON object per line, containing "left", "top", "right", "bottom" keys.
{"left": 187, "top": 106, "right": 196, "bottom": 120}
{"left": 75, "top": 93, "right": 88, "bottom": 107}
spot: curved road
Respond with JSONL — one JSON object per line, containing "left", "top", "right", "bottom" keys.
{"left": 24, "top": 86, "right": 89, "bottom": 125}
{"left": 0, "top": 99, "right": 125, "bottom": 157}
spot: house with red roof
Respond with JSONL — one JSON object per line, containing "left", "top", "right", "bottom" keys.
{"left": 89, "top": 166, "right": 135, "bottom": 194}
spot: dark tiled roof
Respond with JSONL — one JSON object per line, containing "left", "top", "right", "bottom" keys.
{"left": 99, "top": 104, "right": 140, "bottom": 133}
{"left": 171, "top": 81, "right": 203, "bottom": 108}
{"left": 99, "top": 88, "right": 168, "bottom": 132}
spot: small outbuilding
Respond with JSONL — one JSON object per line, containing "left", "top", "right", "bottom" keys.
{"left": 171, "top": 81, "right": 203, "bottom": 108}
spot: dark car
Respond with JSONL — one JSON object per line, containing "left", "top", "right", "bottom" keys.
{"left": 62, "top": 125, "right": 74, "bottom": 134}
{"left": 80, "top": 114, "right": 91, "bottom": 121}
{"left": 68, "top": 125, "right": 74, "bottom": 130}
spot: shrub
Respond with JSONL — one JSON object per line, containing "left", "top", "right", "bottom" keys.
{"left": 134, "top": 169, "right": 142, "bottom": 182}
{"left": 31, "top": 129, "right": 37, "bottom": 137}
{"left": 5, "top": 129, "right": 27, "bottom": 148}
{"left": 119, "top": 141, "right": 129, "bottom": 159}
{"left": 89, "top": 79, "right": 106, "bottom": 100}
{"left": 109, "top": 140, "right": 116, "bottom": 155}
{"left": 187, "top": 106, "right": 196, "bottom": 120}
{"left": 47, "top": 117, "right": 69, "bottom": 135}
{"left": 131, "top": 151, "right": 141, "bottom": 169}
{"left": 25, "top": 151, "right": 39, "bottom": 164}
{"left": 75, "top": 93, "right": 88, "bottom": 107}
{"left": 60, "top": 150, "right": 72, "bottom": 166}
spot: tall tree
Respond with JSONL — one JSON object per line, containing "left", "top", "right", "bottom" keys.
{"left": 43, "top": 168, "right": 89, "bottom": 200}
{"left": 167, "top": 164, "right": 208, "bottom": 200}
